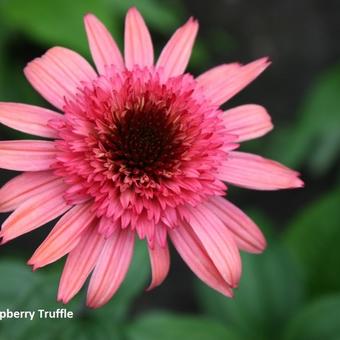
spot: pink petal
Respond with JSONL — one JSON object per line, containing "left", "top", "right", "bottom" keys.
{"left": 28, "top": 202, "right": 96, "bottom": 269}
{"left": 187, "top": 204, "right": 242, "bottom": 288}
{"left": 0, "top": 180, "right": 70, "bottom": 244}
{"left": 146, "top": 242, "right": 170, "bottom": 291}
{"left": 58, "top": 226, "right": 105, "bottom": 304}
{"left": 223, "top": 104, "right": 273, "bottom": 142}
{"left": 205, "top": 196, "right": 266, "bottom": 253}
{"left": 84, "top": 14, "right": 124, "bottom": 74}
{"left": 0, "top": 140, "right": 57, "bottom": 171}
{"left": 0, "top": 102, "right": 63, "bottom": 138}
{"left": 156, "top": 17, "right": 198, "bottom": 80}
{"left": 0, "top": 171, "right": 59, "bottom": 212}
{"left": 169, "top": 221, "right": 233, "bottom": 297}
{"left": 124, "top": 7, "right": 154, "bottom": 69}
{"left": 197, "top": 63, "right": 240, "bottom": 86}
{"left": 87, "top": 229, "right": 135, "bottom": 308}
{"left": 197, "top": 58, "right": 270, "bottom": 106}
{"left": 97, "top": 216, "right": 117, "bottom": 238}
{"left": 24, "top": 47, "right": 97, "bottom": 110}
{"left": 218, "top": 151, "right": 304, "bottom": 190}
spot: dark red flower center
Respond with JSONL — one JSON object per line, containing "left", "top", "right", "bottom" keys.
{"left": 97, "top": 95, "right": 190, "bottom": 186}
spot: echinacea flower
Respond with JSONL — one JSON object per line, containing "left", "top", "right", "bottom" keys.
{"left": 0, "top": 7, "right": 303, "bottom": 308}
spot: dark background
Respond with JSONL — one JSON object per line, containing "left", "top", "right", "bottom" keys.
{"left": 0, "top": 0, "right": 339, "bottom": 339}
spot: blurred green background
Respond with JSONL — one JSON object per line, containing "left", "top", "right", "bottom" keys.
{"left": 0, "top": 0, "right": 340, "bottom": 339}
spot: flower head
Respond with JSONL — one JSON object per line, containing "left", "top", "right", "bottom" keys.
{"left": 0, "top": 7, "right": 303, "bottom": 308}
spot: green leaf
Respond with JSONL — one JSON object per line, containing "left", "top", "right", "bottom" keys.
{"left": 268, "top": 64, "right": 340, "bottom": 176}
{"left": 0, "top": 22, "right": 9, "bottom": 94}
{"left": 0, "top": 260, "right": 42, "bottom": 310}
{"left": 0, "top": 19, "right": 44, "bottom": 107}
{"left": 196, "top": 243, "right": 304, "bottom": 339}
{"left": 244, "top": 208, "right": 276, "bottom": 242}
{"left": 126, "top": 312, "right": 242, "bottom": 340}
{"left": 283, "top": 294, "right": 340, "bottom": 340}
{"left": 0, "top": 0, "right": 115, "bottom": 56}
{"left": 188, "top": 39, "right": 212, "bottom": 71}
{"left": 285, "top": 189, "right": 340, "bottom": 296}
{"left": 115, "top": 0, "right": 184, "bottom": 34}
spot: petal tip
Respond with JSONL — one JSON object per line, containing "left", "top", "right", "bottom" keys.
{"left": 260, "top": 56, "right": 271, "bottom": 66}
{"left": 29, "top": 263, "right": 39, "bottom": 272}
{"left": 145, "top": 284, "right": 156, "bottom": 292}
{"left": 83, "top": 13, "right": 96, "bottom": 25}
{"left": 126, "top": 6, "right": 142, "bottom": 20}
{"left": 86, "top": 298, "right": 100, "bottom": 309}
{"left": 252, "top": 236, "right": 267, "bottom": 254}
{"left": 128, "top": 6, "right": 139, "bottom": 14}
{"left": 230, "top": 279, "right": 239, "bottom": 289}
{"left": 250, "top": 56, "right": 271, "bottom": 72}
{"left": 0, "top": 230, "right": 10, "bottom": 245}
{"left": 83, "top": 13, "right": 101, "bottom": 27}
{"left": 84, "top": 12, "right": 95, "bottom": 20}
{"left": 268, "top": 120, "right": 274, "bottom": 130}
{"left": 186, "top": 17, "right": 199, "bottom": 32}
{"left": 293, "top": 177, "right": 304, "bottom": 188}
{"left": 23, "top": 60, "right": 36, "bottom": 77}
{"left": 57, "top": 294, "right": 69, "bottom": 305}
{"left": 27, "top": 257, "right": 39, "bottom": 271}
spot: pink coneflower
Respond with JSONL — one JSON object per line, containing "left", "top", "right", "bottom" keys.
{"left": 0, "top": 7, "right": 302, "bottom": 308}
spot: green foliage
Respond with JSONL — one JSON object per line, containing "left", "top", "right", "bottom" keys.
{"left": 0, "top": 0, "right": 184, "bottom": 57}
{"left": 0, "top": 23, "right": 8, "bottom": 95}
{"left": 283, "top": 294, "right": 340, "bottom": 340}
{"left": 285, "top": 189, "right": 340, "bottom": 297}
{"left": 268, "top": 65, "right": 340, "bottom": 176}
{"left": 125, "top": 312, "right": 242, "bottom": 340}
{"left": 245, "top": 208, "right": 276, "bottom": 242}
{"left": 0, "top": 0, "right": 115, "bottom": 55}
{"left": 195, "top": 242, "right": 305, "bottom": 340}
{"left": 114, "top": 0, "right": 184, "bottom": 34}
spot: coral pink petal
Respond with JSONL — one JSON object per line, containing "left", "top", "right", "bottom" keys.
{"left": 169, "top": 221, "right": 233, "bottom": 297}
{"left": 156, "top": 18, "right": 198, "bottom": 80}
{"left": 124, "top": 7, "right": 154, "bottom": 69}
{"left": 0, "top": 140, "right": 57, "bottom": 171}
{"left": 205, "top": 196, "right": 266, "bottom": 253}
{"left": 223, "top": 104, "right": 273, "bottom": 142}
{"left": 197, "top": 57, "right": 270, "bottom": 106}
{"left": 24, "top": 47, "right": 97, "bottom": 110}
{"left": 84, "top": 14, "right": 124, "bottom": 74}
{"left": 187, "top": 204, "right": 242, "bottom": 288}
{"left": 0, "top": 171, "right": 59, "bottom": 212}
{"left": 58, "top": 225, "right": 105, "bottom": 304}
{"left": 97, "top": 216, "right": 117, "bottom": 238}
{"left": 87, "top": 229, "right": 135, "bottom": 308}
{"left": 146, "top": 242, "right": 170, "bottom": 291}
{"left": 218, "top": 151, "right": 304, "bottom": 190}
{"left": 28, "top": 202, "right": 96, "bottom": 269}
{"left": 197, "top": 63, "right": 240, "bottom": 86}
{"left": 0, "top": 102, "right": 63, "bottom": 138}
{"left": 0, "top": 180, "right": 70, "bottom": 244}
